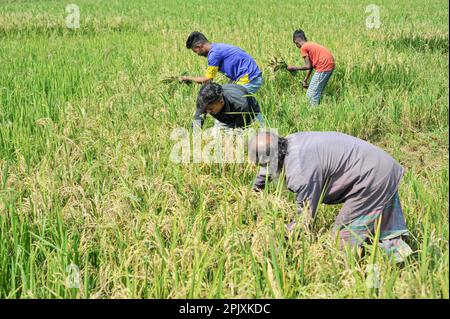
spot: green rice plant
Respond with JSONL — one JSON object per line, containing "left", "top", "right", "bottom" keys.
{"left": 0, "top": 0, "right": 448, "bottom": 299}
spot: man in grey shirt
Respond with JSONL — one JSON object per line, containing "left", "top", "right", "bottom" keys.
{"left": 193, "top": 82, "right": 264, "bottom": 129}
{"left": 249, "top": 131, "right": 413, "bottom": 262}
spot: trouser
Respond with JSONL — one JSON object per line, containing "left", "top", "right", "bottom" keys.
{"left": 306, "top": 70, "right": 333, "bottom": 106}
{"left": 334, "top": 192, "right": 412, "bottom": 263}
{"left": 285, "top": 191, "right": 412, "bottom": 263}
{"left": 240, "top": 75, "right": 264, "bottom": 94}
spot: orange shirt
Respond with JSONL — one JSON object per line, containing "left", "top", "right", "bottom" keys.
{"left": 300, "top": 42, "right": 335, "bottom": 72}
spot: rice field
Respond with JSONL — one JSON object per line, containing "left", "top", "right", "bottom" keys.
{"left": 0, "top": 0, "right": 448, "bottom": 298}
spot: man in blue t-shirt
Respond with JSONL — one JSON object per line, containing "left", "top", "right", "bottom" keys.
{"left": 180, "top": 31, "right": 263, "bottom": 94}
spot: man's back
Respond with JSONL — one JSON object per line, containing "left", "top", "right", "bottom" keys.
{"left": 208, "top": 43, "right": 262, "bottom": 82}
{"left": 211, "top": 84, "right": 260, "bottom": 127}
{"left": 300, "top": 42, "right": 335, "bottom": 72}
{"left": 284, "top": 132, "right": 404, "bottom": 208}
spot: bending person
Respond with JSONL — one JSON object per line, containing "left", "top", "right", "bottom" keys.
{"left": 181, "top": 31, "right": 263, "bottom": 95}
{"left": 249, "top": 131, "right": 413, "bottom": 263}
{"left": 193, "top": 82, "right": 264, "bottom": 130}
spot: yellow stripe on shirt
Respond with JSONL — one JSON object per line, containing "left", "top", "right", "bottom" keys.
{"left": 235, "top": 74, "right": 250, "bottom": 85}
{"left": 204, "top": 66, "right": 219, "bottom": 79}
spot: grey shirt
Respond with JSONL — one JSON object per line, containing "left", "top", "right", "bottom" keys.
{"left": 193, "top": 84, "right": 260, "bottom": 128}
{"left": 254, "top": 132, "right": 405, "bottom": 220}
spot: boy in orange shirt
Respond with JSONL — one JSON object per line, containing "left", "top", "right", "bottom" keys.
{"left": 287, "top": 29, "right": 335, "bottom": 106}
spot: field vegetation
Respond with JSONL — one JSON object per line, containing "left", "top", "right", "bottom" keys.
{"left": 0, "top": 0, "right": 448, "bottom": 298}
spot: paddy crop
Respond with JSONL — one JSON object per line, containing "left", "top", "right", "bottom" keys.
{"left": 0, "top": 0, "right": 448, "bottom": 298}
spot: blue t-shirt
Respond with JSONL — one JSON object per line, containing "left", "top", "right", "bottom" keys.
{"left": 206, "top": 43, "right": 262, "bottom": 83}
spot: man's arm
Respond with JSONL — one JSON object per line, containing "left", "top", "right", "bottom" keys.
{"left": 192, "top": 111, "right": 205, "bottom": 129}
{"left": 253, "top": 165, "right": 270, "bottom": 192}
{"left": 302, "top": 57, "right": 313, "bottom": 87}
{"left": 280, "top": 180, "right": 325, "bottom": 238}
{"left": 180, "top": 75, "right": 212, "bottom": 84}
{"left": 294, "top": 181, "right": 323, "bottom": 228}
{"left": 287, "top": 56, "right": 313, "bottom": 72}
{"left": 181, "top": 54, "right": 220, "bottom": 84}
{"left": 192, "top": 95, "right": 206, "bottom": 129}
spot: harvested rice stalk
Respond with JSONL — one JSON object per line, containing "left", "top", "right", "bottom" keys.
{"left": 159, "top": 71, "right": 190, "bottom": 84}
{"left": 160, "top": 75, "right": 181, "bottom": 84}
{"left": 268, "top": 56, "right": 288, "bottom": 72}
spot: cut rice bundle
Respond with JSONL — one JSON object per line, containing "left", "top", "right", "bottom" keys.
{"left": 268, "top": 56, "right": 288, "bottom": 72}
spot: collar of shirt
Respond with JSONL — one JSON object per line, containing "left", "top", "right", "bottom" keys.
{"left": 207, "top": 43, "right": 217, "bottom": 58}
{"left": 217, "top": 95, "right": 231, "bottom": 115}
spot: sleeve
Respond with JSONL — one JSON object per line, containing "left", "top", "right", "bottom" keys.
{"left": 204, "top": 50, "right": 221, "bottom": 79}
{"left": 300, "top": 45, "right": 309, "bottom": 58}
{"left": 192, "top": 110, "right": 205, "bottom": 129}
{"left": 253, "top": 165, "right": 271, "bottom": 192}
{"left": 192, "top": 95, "right": 205, "bottom": 129}
{"left": 204, "top": 66, "right": 219, "bottom": 79}
{"left": 294, "top": 181, "right": 323, "bottom": 219}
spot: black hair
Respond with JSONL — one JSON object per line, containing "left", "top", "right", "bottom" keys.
{"left": 293, "top": 29, "right": 308, "bottom": 42}
{"left": 186, "top": 31, "right": 209, "bottom": 49}
{"left": 198, "top": 82, "right": 223, "bottom": 106}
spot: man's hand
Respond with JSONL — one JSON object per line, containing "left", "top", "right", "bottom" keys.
{"left": 179, "top": 76, "right": 211, "bottom": 84}
{"left": 252, "top": 184, "right": 264, "bottom": 192}
{"left": 302, "top": 79, "right": 309, "bottom": 88}
{"left": 178, "top": 76, "right": 192, "bottom": 83}
{"left": 287, "top": 65, "right": 299, "bottom": 72}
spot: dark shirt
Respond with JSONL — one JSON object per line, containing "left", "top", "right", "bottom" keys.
{"left": 193, "top": 84, "right": 260, "bottom": 128}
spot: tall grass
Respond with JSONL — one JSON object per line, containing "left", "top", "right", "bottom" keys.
{"left": 0, "top": 0, "right": 448, "bottom": 298}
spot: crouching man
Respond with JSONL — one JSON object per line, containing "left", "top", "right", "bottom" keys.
{"left": 248, "top": 131, "right": 413, "bottom": 263}
{"left": 193, "top": 82, "right": 264, "bottom": 130}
